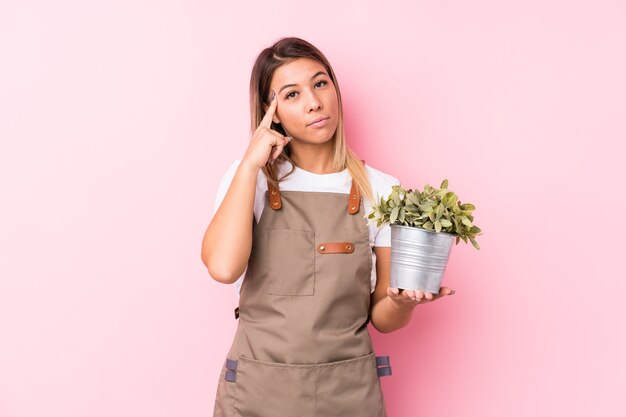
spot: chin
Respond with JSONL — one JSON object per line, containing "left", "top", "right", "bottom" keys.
{"left": 310, "top": 136, "right": 336, "bottom": 145}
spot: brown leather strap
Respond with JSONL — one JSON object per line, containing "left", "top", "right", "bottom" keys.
{"left": 268, "top": 173, "right": 360, "bottom": 214}
{"left": 317, "top": 242, "right": 355, "bottom": 254}
{"left": 267, "top": 180, "right": 281, "bottom": 210}
{"left": 347, "top": 159, "right": 365, "bottom": 214}
{"left": 348, "top": 180, "right": 360, "bottom": 215}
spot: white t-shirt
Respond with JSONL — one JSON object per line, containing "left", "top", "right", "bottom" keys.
{"left": 212, "top": 159, "right": 401, "bottom": 296}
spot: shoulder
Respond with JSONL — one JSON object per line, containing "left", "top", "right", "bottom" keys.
{"left": 364, "top": 163, "right": 401, "bottom": 201}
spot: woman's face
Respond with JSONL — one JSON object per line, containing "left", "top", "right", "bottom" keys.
{"left": 266, "top": 57, "right": 339, "bottom": 144}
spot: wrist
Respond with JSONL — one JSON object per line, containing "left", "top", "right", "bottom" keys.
{"left": 239, "top": 159, "right": 261, "bottom": 175}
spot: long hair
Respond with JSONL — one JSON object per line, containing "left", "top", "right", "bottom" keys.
{"left": 248, "top": 37, "right": 373, "bottom": 202}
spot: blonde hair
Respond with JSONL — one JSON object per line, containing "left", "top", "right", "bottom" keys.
{"left": 248, "top": 37, "right": 373, "bottom": 202}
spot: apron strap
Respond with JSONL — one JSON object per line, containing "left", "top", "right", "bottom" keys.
{"left": 348, "top": 180, "right": 360, "bottom": 215}
{"left": 226, "top": 358, "right": 238, "bottom": 370}
{"left": 377, "top": 366, "right": 392, "bottom": 377}
{"left": 376, "top": 355, "right": 392, "bottom": 377}
{"left": 225, "top": 369, "right": 236, "bottom": 382}
{"left": 267, "top": 172, "right": 361, "bottom": 215}
{"left": 268, "top": 180, "right": 282, "bottom": 210}
{"left": 348, "top": 159, "right": 365, "bottom": 215}
{"left": 224, "top": 358, "right": 238, "bottom": 382}
{"left": 375, "top": 356, "right": 390, "bottom": 366}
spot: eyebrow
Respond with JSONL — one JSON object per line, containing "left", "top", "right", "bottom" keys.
{"left": 277, "top": 71, "right": 328, "bottom": 94}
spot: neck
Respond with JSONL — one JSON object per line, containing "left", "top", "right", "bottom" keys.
{"left": 289, "top": 140, "right": 339, "bottom": 174}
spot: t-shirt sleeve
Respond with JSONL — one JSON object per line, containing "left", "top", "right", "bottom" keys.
{"left": 212, "top": 159, "right": 242, "bottom": 215}
{"left": 373, "top": 175, "right": 402, "bottom": 247}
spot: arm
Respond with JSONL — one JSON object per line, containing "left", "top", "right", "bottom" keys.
{"left": 201, "top": 89, "right": 289, "bottom": 284}
{"left": 201, "top": 161, "right": 258, "bottom": 284}
{"left": 369, "top": 247, "right": 455, "bottom": 333}
{"left": 369, "top": 247, "right": 415, "bottom": 333}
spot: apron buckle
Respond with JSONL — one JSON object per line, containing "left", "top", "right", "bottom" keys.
{"left": 224, "top": 358, "right": 238, "bottom": 382}
{"left": 375, "top": 355, "right": 392, "bottom": 377}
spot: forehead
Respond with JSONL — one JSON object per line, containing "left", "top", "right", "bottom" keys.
{"left": 271, "top": 58, "right": 327, "bottom": 86}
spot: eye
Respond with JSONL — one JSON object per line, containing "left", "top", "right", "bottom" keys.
{"left": 284, "top": 80, "right": 328, "bottom": 100}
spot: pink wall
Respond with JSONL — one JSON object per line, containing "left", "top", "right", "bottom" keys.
{"left": 1, "top": 1, "right": 624, "bottom": 416}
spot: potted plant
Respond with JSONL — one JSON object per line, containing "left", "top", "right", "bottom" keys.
{"left": 366, "top": 179, "right": 482, "bottom": 294}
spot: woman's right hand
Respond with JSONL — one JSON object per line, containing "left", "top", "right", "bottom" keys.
{"left": 241, "top": 90, "right": 292, "bottom": 171}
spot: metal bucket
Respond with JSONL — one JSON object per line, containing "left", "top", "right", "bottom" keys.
{"left": 389, "top": 224, "right": 455, "bottom": 293}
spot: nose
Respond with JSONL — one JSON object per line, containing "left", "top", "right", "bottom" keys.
{"left": 307, "top": 91, "right": 323, "bottom": 112}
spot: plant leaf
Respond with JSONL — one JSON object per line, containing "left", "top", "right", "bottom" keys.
{"left": 392, "top": 191, "right": 401, "bottom": 206}
{"left": 407, "top": 193, "right": 420, "bottom": 205}
{"left": 440, "top": 219, "right": 452, "bottom": 227}
{"left": 436, "top": 203, "right": 443, "bottom": 220}
{"left": 418, "top": 203, "right": 433, "bottom": 212}
{"left": 390, "top": 206, "right": 399, "bottom": 224}
{"left": 445, "top": 192, "right": 458, "bottom": 208}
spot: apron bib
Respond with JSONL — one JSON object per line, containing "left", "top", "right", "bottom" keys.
{"left": 213, "top": 177, "right": 392, "bottom": 417}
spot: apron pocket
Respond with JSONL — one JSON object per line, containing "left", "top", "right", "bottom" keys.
{"left": 267, "top": 229, "right": 315, "bottom": 296}
{"left": 234, "top": 356, "right": 316, "bottom": 417}
{"left": 315, "top": 352, "right": 386, "bottom": 417}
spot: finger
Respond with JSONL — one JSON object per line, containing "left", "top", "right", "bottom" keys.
{"left": 269, "top": 135, "right": 292, "bottom": 163}
{"left": 439, "top": 286, "right": 455, "bottom": 297}
{"left": 269, "top": 145, "right": 282, "bottom": 163}
{"left": 387, "top": 287, "right": 400, "bottom": 298}
{"left": 260, "top": 90, "right": 278, "bottom": 129}
{"left": 389, "top": 287, "right": 415, "bottom": 302}
{"left": 430, "top": 287, "right": 455, "bottom": 302}
{"left": 398, "top": 288, "right": 415, "bottom": 302}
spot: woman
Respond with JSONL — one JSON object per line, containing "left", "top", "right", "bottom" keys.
{"left": 201, "top": 36, "right": 454, "bottom": 417}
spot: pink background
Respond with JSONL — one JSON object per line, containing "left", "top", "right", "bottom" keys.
{"left": 1, "top": 1, "right": 624, "bottom": 416}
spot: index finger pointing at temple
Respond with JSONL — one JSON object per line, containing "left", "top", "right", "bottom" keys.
{"left": 260, "top": 90, "right": 278, "bottom": 129}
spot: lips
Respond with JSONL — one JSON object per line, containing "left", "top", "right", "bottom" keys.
{"left": 307, "top": 116, "right": 330, "bottom": 126}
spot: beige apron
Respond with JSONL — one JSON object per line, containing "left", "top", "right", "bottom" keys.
{"left": 213, "top": 176, "right": 392, "bottom": 417}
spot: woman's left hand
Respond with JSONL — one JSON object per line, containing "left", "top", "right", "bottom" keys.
{"left": 386, "top": 286, "right": 455, "bottom": 307}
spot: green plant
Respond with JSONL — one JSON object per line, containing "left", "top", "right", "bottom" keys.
{"left": 367, "top": 179, "right": 482, "bottom": 250}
